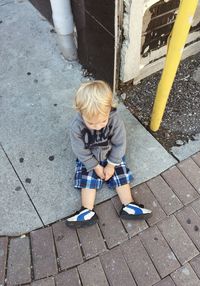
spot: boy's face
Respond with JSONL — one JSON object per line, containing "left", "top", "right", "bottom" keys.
{"left": 83, "top": 113, "right": 109, "bottom": 130}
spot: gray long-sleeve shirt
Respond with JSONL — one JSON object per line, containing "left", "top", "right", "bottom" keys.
{"left": 70, "top": 109, "right": 126, "bottom": 171}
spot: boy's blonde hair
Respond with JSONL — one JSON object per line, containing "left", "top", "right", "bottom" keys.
{"left": 75, "top": 80, "right": 117, "bottom": 119}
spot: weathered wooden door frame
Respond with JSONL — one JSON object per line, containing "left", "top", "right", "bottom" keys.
{"left": 120, "top": 0, "right": 200, "bottom": 84}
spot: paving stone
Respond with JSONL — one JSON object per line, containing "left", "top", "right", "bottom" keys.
{"left": 162, "top": 166, "right": 199, "bottom": 205}
{"left": 177, "top": 158, "right": 200, "bottom": 193}
{"left": 78, "top": 257, "right": 108, "bottom": 286}
{"left": 191, "top": 199, "right": 200, "bottom": 216}
{"left": 121, "top": 236, "right": 160, "bottom": 286}
{"left": 7, "top": 236, "right": 31, "bottom": 285}
{"left": 139, "top": 226, "right": 180, "bottom": 278}
{"left": 31, "top": 277, "right": 55, "bottom": 286}
{"left": 175, "top": 206, "right": 200, "bottom": 251}
{"left": 31, "top": 227, "right": 57, "bottom": 280}
{"left": 55, "top": 268, "right": 81, "bottom": 286}
{"left": 52, "top": 221, "right": 83, "bottom": 269}
{"left": 147, "top": 176, "right": 183, "bottom": 215}
{"left": 154, "top": 276, "right": 176, "bottom": 286}
{"left": 77, "top": 223, "right": 106, "bottom": 259}
{"left": 95, "top": 200, "right": 128, "bottom": 249}
{"left": 111, "top": 195, "right": 148, "bottom": 237}
{"left": 192, "top": 152, "right": 200, "bottom": 167}
{"left": 100, "top": 247, "right": 136, "bottom": 286}
{"left": 171, "top": 263, "right": 200, "bottom": 286}
{"left": 190, "top": 254, "right": 200, "bottom": 279}
{"left": 0, "top": 237, "right": 8, "bottom": 286}
{"left": 157, "top": 215, "right": 199, "bottom": 265}
{"left": 132, "top": 183, "right": 166, "bottom": 225}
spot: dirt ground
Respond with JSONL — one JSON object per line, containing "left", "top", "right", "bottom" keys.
{"left": 120, "top": 52, "right": 200, "bottom": 152}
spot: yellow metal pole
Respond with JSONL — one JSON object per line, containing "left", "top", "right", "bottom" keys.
{"left": 150, "top": 0, "right": 198, "bottom": 132}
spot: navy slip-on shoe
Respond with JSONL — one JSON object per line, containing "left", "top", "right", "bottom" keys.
{"left": 65, "top": 207, "right": 98, "bottom": 228}
{"left": 120, "top": 202, "right": 152, "bottom": 220}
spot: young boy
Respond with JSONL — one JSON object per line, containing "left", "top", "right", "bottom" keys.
{"left": 66, "top": 80, "right": 152, "bottom": 227}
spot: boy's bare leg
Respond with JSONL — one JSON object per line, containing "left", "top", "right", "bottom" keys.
{"left": 81, "top": 188, "right": 96, "bottom": 210}
{"left": 116, "top": 184, "right": 134, "bottom": 205}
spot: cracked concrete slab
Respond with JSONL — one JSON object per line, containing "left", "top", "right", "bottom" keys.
{"left": 0, "top": 146, "right": 43, "bottom": 236}
{"left": 0, "top": 0, "right": 83, "bottom": 227}
{"left": 0, "top": 0, "right": 177, "bottom": 234}
{"left": 171, "top": 134, "right": 200, "bottom": 161}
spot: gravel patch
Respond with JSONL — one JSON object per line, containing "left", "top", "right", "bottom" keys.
{"left": 120, "top": 52, "right": 200, "bottom": 152}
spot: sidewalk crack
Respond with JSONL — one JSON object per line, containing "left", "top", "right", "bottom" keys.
{"left": 0, "top": 142, "right": 45, "bottom": 226}
{"left": 0, "top": 1, "right": 14, "bottom": 7}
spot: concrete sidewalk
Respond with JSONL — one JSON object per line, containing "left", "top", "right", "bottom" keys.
{"left": 0, "top": 0, "right": 176, "bottom": 236}
{"left": 1, "top": 152, "right": 200, "bottom": 286}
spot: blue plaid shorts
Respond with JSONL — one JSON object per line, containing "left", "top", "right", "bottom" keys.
{"left": 74, "top": 157, "right": 133, "bottom": 190}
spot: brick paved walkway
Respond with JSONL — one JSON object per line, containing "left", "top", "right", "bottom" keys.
{"left": 1, "top": 153, "right": 200, "bottom": 286}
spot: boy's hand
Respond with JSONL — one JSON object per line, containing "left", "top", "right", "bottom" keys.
{"left": 94, "top": 164, "right": 105, "bottom": 179}
{"left": 104, "top": 163, "right": 115, "bottom": 181}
